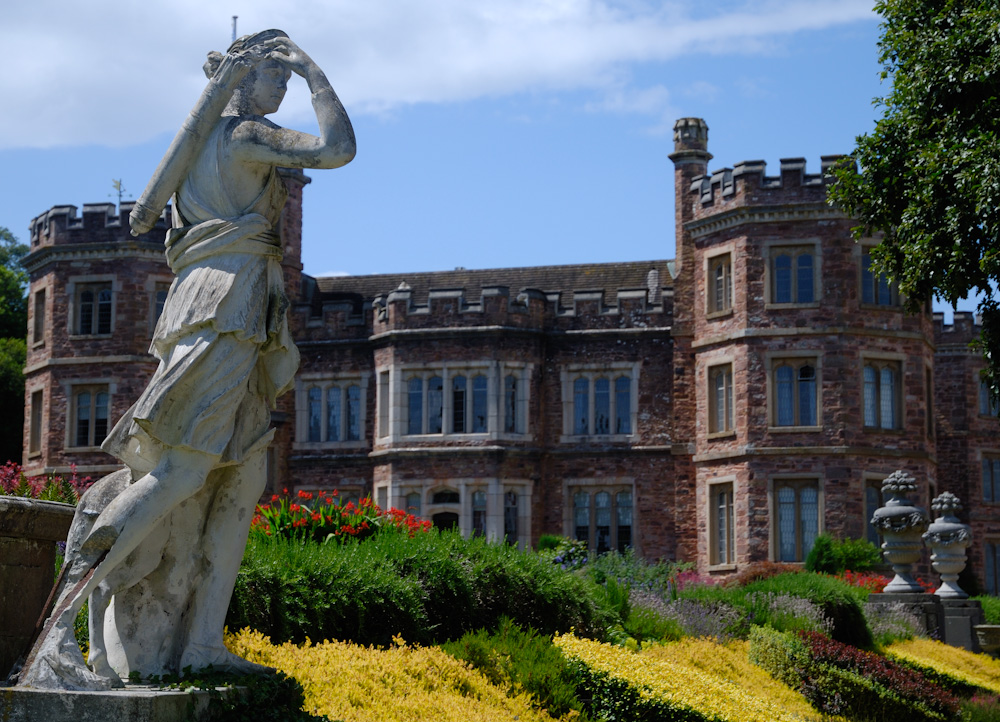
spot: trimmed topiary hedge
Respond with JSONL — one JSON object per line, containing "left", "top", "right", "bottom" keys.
{"left": 227, "top": 530, "right": 617, "bottom": 646}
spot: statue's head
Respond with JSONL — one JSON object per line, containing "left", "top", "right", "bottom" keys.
{"left": 205, "top": 29, "right": 293, "bottom": 117}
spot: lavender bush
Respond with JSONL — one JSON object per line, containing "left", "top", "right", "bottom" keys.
{"left": 864, "top": 601, "right": 925, "bottom": 645}
{"left": 745, "top": 592, "right": 834, "bottom": 636}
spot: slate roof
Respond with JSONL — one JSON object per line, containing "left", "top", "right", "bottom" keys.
{"left": 312, "top": 260, "right": 675, "bottom": 306}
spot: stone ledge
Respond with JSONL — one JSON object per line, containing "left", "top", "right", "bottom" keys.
{"left": 0, "top": 684, "right": 236, "bottom": 722}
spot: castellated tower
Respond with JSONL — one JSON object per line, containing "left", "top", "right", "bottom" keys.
{"left": 670, "top": 118, "right": 936, "bottom": 573}
{"left": 21, "top": 170, "right": 309, "bottom": 479}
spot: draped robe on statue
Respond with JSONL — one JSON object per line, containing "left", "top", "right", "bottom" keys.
{"left": 90, "top": 116, "right": 299, "bottom": 677}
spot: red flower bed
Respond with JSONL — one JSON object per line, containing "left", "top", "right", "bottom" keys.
{"left": 0, "top": 461, "right": 93, "bottom": 505}
{"left": 837, "top": 569, "right": 890, "bottom": 593}
{"left": 797, "top": 630, "right": 959, "bottom": 718}
{"left": 250, "top": 488, "right": 431, "bottom": 543}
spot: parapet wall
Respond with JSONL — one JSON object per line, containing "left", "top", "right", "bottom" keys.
{"left": 294, "top": 283, "right": 672, "bottom": 342}
{"left": 690, "top": 156, "right": 848, "bottom": 211}
{"left": 30, "top": 202, "right": 171, "bottom": 248}
{"left": 934, "top": 311, "right": 982, "bottom": 349}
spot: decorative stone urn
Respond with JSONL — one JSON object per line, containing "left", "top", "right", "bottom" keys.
{"left": 923, "top": 492, "right": 972, "bottom": 599}
{"left": 871, "top": 470, "right": 930, "bottom": 593}
{"left": 975, "top": 625, "right": 1000, "bottom": 658}
{"left": 0, "top": 496, "right": 75, "bottom": 679}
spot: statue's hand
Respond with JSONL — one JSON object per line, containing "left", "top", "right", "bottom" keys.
{"left": 269, "top": 38, "right": 316, "bottom": 79}
{"left": 214, "top": 52, "right": 254, "bottom": 89}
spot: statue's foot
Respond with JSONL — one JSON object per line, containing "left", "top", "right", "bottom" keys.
{"left": 19, "top": 628, "right": 122, "bottom": 691}
{"left": 179, "top": 643, "right": 276, "bottom": 677}
{"left": 87, "top": 649, "right": 124, "bottom": 687}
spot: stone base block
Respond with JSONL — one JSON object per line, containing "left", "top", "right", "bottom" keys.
{"left": 867, "top": 592, "right": 941, "bottom": 636}
{"left": 0, "top": 683, "right": 236, "bottom": 722}
{"left": 941, "top": 599, "right": 984, "bottom": 652}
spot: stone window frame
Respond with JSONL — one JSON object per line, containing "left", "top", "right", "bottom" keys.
{"left": 706, "top": 360, "right": 735, "bottom": 437}
{"left": 861, "top": 353, "right": 905, "bottom": 431}
{"left": 64, "top": 379, "right": 115, "bottom": 451}
{"left": 374, "top": 477, "right": 531, "bottom": 547}
{"left": 707, "top": 476, "right": 736, "bottom": 570}
{"left": 28, "top": 387, "right": 44, "bottom": 458}
{"left": 564, "top": 477, "right": 636, "bottom": 555}
{"left": 559, "top": 362, "right": 639, "bottom": 442}
{"left": 768, "top": 475, "right": 824, "bottom": 563}
{"left": 293, "top": 372, "right": 368, "bottom": 450}
{"left": 704, "top": 247, "right": 734, "bottom": 318}
{"left": 765, "top": 352, "right": 822, "bottom": 432}
{"left": 981, "top": 451, "right": 1000, "bottom": 504}
{"left": 863, "top": 474, "right": 886, "bottom": 548}
{"left": 31, "top": 283, "right": 48, "bottom": 348}
{"left": 292, "top": 482, "right": 365, "bottom": 509}
{"left": 985, "top": 538, "right": 1000, "bottom": 596}
{"left": 380, "top": 361, "right": 531, "bottom": 441}
{"left": 146, "top": 275, "right": 173, "bottom": 334}
{"left": 859, "top": 245, "right": 901, "bottom": 309}
{"left": 763, "top": 239, "right": 821, "bottom": 308}
{"left": 978, "top": 372, "right": 999, "bottom": 417}
{"left": 67, "top": 274, "right": 117, "bottom": 338}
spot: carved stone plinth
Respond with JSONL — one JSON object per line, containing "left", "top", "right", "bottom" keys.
{"left": 0, "top": 684, "right": 233, "bottom": 721}
{"left": 0, "top": 498, "right": 75, "bottom": 678}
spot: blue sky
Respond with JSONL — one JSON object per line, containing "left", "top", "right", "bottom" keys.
{"left": 6, "top": 1, "right": 960, "bottom": 308}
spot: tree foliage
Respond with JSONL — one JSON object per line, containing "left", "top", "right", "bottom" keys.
{"left": 0, "top": 227, "right": 28, "bottom": 339}
{"left": 828, "top": 1, "right": 1000, "bottom": 390}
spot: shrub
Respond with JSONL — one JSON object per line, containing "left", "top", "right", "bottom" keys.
{"left": 722, "top": 561, "right": 803, "bottom": 587}
{"left": 805, "top": 534, "right": 882, "bottom": 575}
{"left": 625, "top": 591, "right": 683, "bottom": 642}
{"left": 585, "top": 548, "right": 689, "bottom": 595}
{"left": 962, "top": 694, "right": 1000, "bottom": 722}
{"left": 798, "top": 630, "right": 959, "bottom": 720}
{"left": 0, "top": 461, "right": 92, "bottom": 504}
{"left": 250, "top": 488, "right": 430, "bottom": 544}
{"left": 661, "top": 599, "right": 747, "bottom": 641}
{"left": 555, "top": 632, "right": 811, "bottom": 722}
{"left": 536, "top": 533, "right": 563, "bottom": 551}
{"left": 744, "top": 592, "right": 834, "bottom": 636}
{"left": 440, "top": 618, "right": 589, "bottom": 719}
{"left": 680, "top": 572, "right": 872, "bottom": 647}
{"left": 750, "top": 627, "right": 957, "bottom": 722}
{"left": 975, "top": 594, "right": 1000, "bottom": 625}
{"left": 643, "top": 638, "right": 828, "bottom": 722}
{"left": 864, "top": 601, "right": 925, "bottom": 646}
{"left": 839, "top": 569, "right": 890, "bottom": 593}
{"left": 747, "top": 625, "right": 812, "bottom": 690}
{"left": 229, "top": 530, "right": 616, "bottom": 646}
{"left": 227, "top": 628, "right": 558, "bottom": 722}
{"left": 886, "top": 637, "right": 1000, "bottom": 696}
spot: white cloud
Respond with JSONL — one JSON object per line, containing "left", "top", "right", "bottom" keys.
{"left": 1, "top": 0, "right": 876, "bottom": 149}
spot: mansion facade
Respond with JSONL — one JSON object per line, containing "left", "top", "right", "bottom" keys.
{"left": 20, "top": 118, "right": 1000, "bottom": 591}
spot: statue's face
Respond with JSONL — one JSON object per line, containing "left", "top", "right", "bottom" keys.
{"left": 249, "top": 60, "right": 291, "bottom": 115}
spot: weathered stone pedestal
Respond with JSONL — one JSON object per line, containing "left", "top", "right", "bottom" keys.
{"left": 868, "top": 592, "right": 942, "bottom": 637}
{"left": 941, "top": 599, "right": 984, "bottom": 652}
{"left": 0, "top": 497, "right": 75, "bottom": 677}
{"left": 867, "top": 592, "right": 984, "bottom": 651}
{"left": 0, "top": 684, "right": 233, "bottom": 721}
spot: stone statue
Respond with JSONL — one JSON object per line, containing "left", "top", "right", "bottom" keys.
{"left": 17, "top": 29, "right": 355, "bottom": 690}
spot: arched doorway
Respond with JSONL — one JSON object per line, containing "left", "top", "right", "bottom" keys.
{"left": 432, "top": 511, "right": 459, "bottom": 530}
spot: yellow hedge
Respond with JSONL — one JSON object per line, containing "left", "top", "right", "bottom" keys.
{"left": 642, "top": 638, "right": 843, "bottom": 722}
{"left": 886, "top": 638, "right": 1000, "bottom": 695}
{"left": 226, "top": 628, "right": 569, "bottom": 722}
{"left": 554, "top": 633, "right": 819, "bottom": 722}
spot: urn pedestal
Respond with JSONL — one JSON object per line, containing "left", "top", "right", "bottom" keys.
{"left": 0, "top": 497, "right": 75, "bottom": 680}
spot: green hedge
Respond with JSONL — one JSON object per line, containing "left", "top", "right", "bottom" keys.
{"left": 227, "top": 530, "right": 616, "bottom": 646}
{"left": 679, "top": 572, "right": 872, "bottom": 648}
{"left": 440, "top": 618, "right": 588, "bottom": 720}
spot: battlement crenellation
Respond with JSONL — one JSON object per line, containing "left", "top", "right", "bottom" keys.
{"left": 689, "top": 156, "right": 847, "bottom": 208}
{"left": 30, "top": 202, "right": 172, "bottom": 248}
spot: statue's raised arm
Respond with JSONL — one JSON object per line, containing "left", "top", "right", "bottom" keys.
{"left": 129, "top": 30, "right": 355, "bottom": 235}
